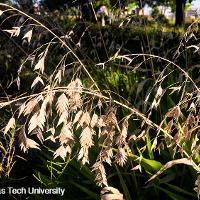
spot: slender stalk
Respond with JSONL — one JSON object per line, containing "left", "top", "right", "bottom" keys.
{"left": 0, "top": 3, "right": 101, "bottom": 92}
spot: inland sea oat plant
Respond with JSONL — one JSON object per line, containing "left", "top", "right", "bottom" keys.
{"left": 0, "top": 3, "right": 200, "bottom": 200}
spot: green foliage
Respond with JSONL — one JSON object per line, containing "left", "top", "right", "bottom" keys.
{"left": 32, "top": 157, "right": 100, "bottom": 200}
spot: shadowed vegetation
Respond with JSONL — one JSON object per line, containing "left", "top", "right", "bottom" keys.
{"left": 0, "top": 1, "right": 200, "bottom": 200}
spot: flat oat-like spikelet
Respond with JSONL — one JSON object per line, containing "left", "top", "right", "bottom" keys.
{"left": 90, "top": 113, "right": 98, "bottom": 128}
{"left": 4, "top": 26, "right": 21, "bottom": 37}
{"left": 19, "top": 129, "right": 40, "bottom": 152}
{"left": 67, "top": 79, "right": 83, "bottom": 110}
{"left": 28, "top": 112, "right": 40, "bottom": 133}
{"left": 18, "top": 103, "right": 26, "bottom": 118}
{"left": 116, "top": 117, "right": 129, "bottom": 146}
{"left": 54, "top": 145, "right": 71, "bottom": 160}
{"left": 56, "top": 93, "right": 69, "bottom": 115}
{"left": 92, "top": 161, "right": 108, "bottom": 186}
{"left": 59, "top": 122, "right": 73, "bottom": 145}
{"left": 30, "top": 128, "right": 44, "bottom": 143}
{"left": 28, "top": 94, "right": 52, "bottom": 134}
{"left": 38, "top": 104, "right": 46, "bottom": 131}
{"left": 37, "top": 93, "right": 53, "bottom": 131}
{"left": 45, "top": 128, "right": 57, "bottom": 143}
{"left": 115, "top": 147, "right": 127, "bottom": 167}
{"left": 34, "top": 55, "right": 45, "bottom": 74}
{"left": 97, "top": 116, "right": 106, "bottom": 128}
{"left": 100, "top": 147, "right": 113, "bottom": 165}
{"left": 103, "top": 107, "right": 120, "bottom": 131}
{"left": 78, "top": 126, "right": 94, "bottom": 165}
{"left": 73, "top": 110, "right": 83, "bottom": 125}
{"left": 76, "top": 111, "right": 91, "bottom": 129}
{"left": 67, "top": 78, "right": 83, "bottom": 97}
{"left": 28, "top": 112, "right": 46, "bottom": 134}
{"left": 4, "top": 117, "right": 15, "bottom": 135}
{"left": 56, "top": 93, "right": 69, "bottom": 126}
{"left": 98, "top": 127, "right": 114, "bottom": 165}
{"left": 23, "top": 95, "right": 42, "bottom": 116}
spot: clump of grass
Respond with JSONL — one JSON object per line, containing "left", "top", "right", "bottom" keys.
{"left": 0, "top": 3, "right": 200, "bottom": 199}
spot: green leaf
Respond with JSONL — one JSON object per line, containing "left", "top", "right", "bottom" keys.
{"left": 116, "top": 166, "right": 132, "bottom": 200}
{"left": 71, "top": 181, "right": 100, "bottom": 200}
{"left": 141, "top": 158, "right": 163, "bottom": 172}
{"left": 145, "top": 131, "right": 154, "bottom": 160}
{"left": 164, "top": 183, "right": 196, "bottom": 197}
{"left": 155, "top": 185, "right": 189, "bottom": 200}
{"left": 111, "top": 146, "right": 163, "bottom": 173}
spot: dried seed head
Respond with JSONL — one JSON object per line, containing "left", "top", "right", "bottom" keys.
{"left": 101, "top": 187, "right": 123, "bottom": 200}
{"left": 78, "top": 126, "right": 94, "bottom": 165}
{"left": 194, "top": 175, "right": 200, "bottom": 199}
{"left": 92, "top": 161, "right": 108, "bottom": 186}
{"left": 115, "top": 148, "right": 127, "bottom": 166}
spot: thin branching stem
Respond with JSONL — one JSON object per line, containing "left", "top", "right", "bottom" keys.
{"left": 0, "top": 3, "right": 101, "bottom": 92}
